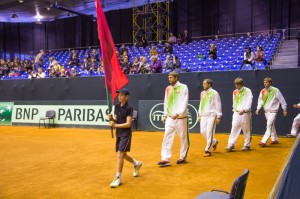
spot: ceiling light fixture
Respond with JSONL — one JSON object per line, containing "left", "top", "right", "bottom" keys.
{"left": 18, "top": 0, "right": 24, "bottom": 3}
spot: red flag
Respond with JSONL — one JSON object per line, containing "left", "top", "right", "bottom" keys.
{"left": 94, "top": 0, "right": 128, "bottom": 104}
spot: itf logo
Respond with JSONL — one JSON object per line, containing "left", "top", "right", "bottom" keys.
{"left": 149, "top": 103, "right": 198, "bottom": 130}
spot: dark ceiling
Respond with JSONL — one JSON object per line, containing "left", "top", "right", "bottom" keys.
{"left": 0, "top": 0, "right": 157, "bottom": 23}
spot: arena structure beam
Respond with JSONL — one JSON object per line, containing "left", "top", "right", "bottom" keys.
{"left": 133, "top": 0, "right": 170, "bottom": 44}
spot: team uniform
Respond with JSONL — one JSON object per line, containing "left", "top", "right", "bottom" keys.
{"left": 160, "top": 81, "right": 189, "bottom": 163}
{"left": 289, "top": 103, "right": 300, "bottom": 137}
{"left": 257, "top": 86, "right": 287, "bottom": 144}
{"left": 114, "top": 102, "right": 133, "bottom": 152}
{"left": 227, "top": 86, "right": 253, "bottom": 150}
{"left": 198, "top": 88, "right": 222, "bottom": 153}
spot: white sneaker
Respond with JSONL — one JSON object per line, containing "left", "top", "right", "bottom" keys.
{"left": 110, "top": 177, "right": 122, "bottom": 188}
{"left": 133, "top": 162, "right": 142, "bottom": 177}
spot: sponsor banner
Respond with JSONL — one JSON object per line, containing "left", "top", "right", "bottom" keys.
{"left": 0, "top": 102, "right": 14, "bottom": 125}
{"left": 12, "top": 105, "right": 113, "bottom": 126}
{"left": 138, "top": 100, "right": 200, "bottom": 132}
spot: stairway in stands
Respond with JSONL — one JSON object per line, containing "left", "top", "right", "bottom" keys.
{"left": 272, "top": 39, "right": 299, "bottom": 69}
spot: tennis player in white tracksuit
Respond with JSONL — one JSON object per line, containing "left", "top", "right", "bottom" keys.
{"left": 157, "top": 71, "right": 189, "bottom": 167}
{"left": 256, "top": 77, "right": 287, "bottom": 146}
{"left": 226, "top": 78, "right": 253, "bottom": 151}
{"left": 198, "top": 79, "right": 222, "bottom": 157}
{"left": 287, "top": 103, "right": 300, "bottom": 138}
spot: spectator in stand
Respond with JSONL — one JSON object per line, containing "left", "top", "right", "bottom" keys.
{"left": 240, "top": 47, "right": 255, "bottom": 69}
{"left": 70, "top": 49, "right": 77, "bottom": 59}
{"left": 49, "top": 68, "right": 60, "bottom": 78}
{"left": 9, "top": 65, "right": 20, "bottom": 77}
{"left": 97, "top": 62, "right": 105, "bottom": 76}
{"left": 150, "top": 44, "right": 159, "bottom": 56}
{"left": 168, "top": 32, "right": 177, "bottom": 45}
{"left": 139, "top": 36, "right": 148, "bottom": 48}
{"left": 0, "top": 59, "right": 5, "bottom": 67}
{"left": 3, "top": 64, "right": 10, "bottom": 77}
{"left": 137, "top": 56, "right": 151, "bottom": 74}
{"left": 130, "top": 57, "right": 139, "bottom": 74}
{"left": 208, "top": 43, "right": 217, "bottom": 60}
{"left": 164, "top": 42, "right": 173, "bottom": 54}
{"left": 28, "top": 70, "right": 37, "bottom": 79}
{"left": 91, "top": 49, "right": 99, "bottom": 62}
{"left": 48, "top": 57, "right": 57, "bottom": 70}
{"left": 121, "top": 56, "right": 131, "bottom": 74}
{"left": 119, "top": 44, "right": 128, "bottom": 57}
{"left": 163, "top": 54, "right": 174, "bottom": 72}
{"left": 150, "top": 55, "right": 162, "bottom": 73}
{"left": 53, "top": 61, "right": 61, "bottom": 73}
{"left": 89, "top": 57, "right": 99, "bottom": 75}
{"left": 60, "top": 68, "right": 69, "bottom": 78}
{"left": 36, "top": 67, "right": 46, "bottom": 78}
{"left": 81, "top": 58, "right": 90, "bottom": 71}
{"left": 116, "top": 51, "right": 122, "bottom": 64}
{"left": 34, "top": 50, "right": 45, "bottom": 71}
{"left": 183, "top": 29, "right": 191, "bottom": 44}
{"left": 177, "top": 34, "right": 182, "bottom": 45}
{"left": 70, "top": 68, "right": 79, "bottom": 77}
{"left": 68, "top": 53, "right": 79, "bottom": 67}
{"left": 172, "top": 55, "right": 181, "bottom": 72}
{"left": 254, "top": 46, "right": 266, "bottom": 65}
{"left": 0, "top": 65, "right": 4, "bottom": 78}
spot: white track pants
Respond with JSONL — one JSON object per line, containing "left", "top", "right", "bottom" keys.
{"left": 161, "top": 117, "right": 189, "bottom": 162}
{"left": 200, "top": 115, "right": 218, "bottom": 152}
{"left": 291, "top": 114, "right": 300, "bottom": 136}
{"left": 261, "top": 112, "right": 278, "bottom": 143}
{"left": 228, "top": 112, "right": 252, "bottom": 147}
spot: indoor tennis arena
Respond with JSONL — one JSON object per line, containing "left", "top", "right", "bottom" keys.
{"left": 0, "top": 0, "right": 300, "bottom": 199}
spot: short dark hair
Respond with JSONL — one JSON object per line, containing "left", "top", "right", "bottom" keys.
{"left": 264, "top": 77, "right": 272, "bottom": 84}
{"left": 169, "top": 71, "right": 179, "bottom": 79}
{"left": 204, "top": 78, "right": 213, "bottom": 86}
{"left": 234, "top": 78, "right": 244, "bottom": 85}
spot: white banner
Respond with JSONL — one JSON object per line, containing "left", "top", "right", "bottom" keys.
{"left": 12, "top": 105, "right": 113, "bottom": 125}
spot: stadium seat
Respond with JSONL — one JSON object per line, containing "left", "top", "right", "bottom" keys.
{"left": 242, "top": 64, "right": 253, "bottom": 70}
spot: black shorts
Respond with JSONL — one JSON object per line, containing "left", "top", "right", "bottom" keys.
{"left": 116, "top": 136, "right": 131, "bottom": 152}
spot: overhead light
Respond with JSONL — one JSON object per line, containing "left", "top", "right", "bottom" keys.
{"left": 12, "top": 12, "right": 18, "bottom": 18}
{"left": 36, "top": 18, "right": 42, "bottom": 24}
{"left": 18, "top": 0, "right": 24, "bottom": 3}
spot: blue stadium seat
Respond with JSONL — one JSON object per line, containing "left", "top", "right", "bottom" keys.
{"left": 242, "top": 64, "right": 253, "bottom": 70}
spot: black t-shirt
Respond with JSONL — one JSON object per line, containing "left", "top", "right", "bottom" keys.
{"left": 114, "top": 102, "right": 133, "bottom": 137}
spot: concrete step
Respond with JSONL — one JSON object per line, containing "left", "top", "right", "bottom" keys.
{"left": 275, "top": 56, "right": 298, "bottom": 61}
{"left": 276, "top": 52, "right": 298, "bottom": 56}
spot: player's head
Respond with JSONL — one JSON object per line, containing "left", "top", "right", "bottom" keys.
{"left": 234, "top": 78, "right": 244, "bottom": 90}
{"left": 203, "top": 78, "right": 213, "bottom": 90}
{"left": 116, "top": 88, "right": 130, "bottom": 103}
{"left": 263, "top": 77, "right": 272, "bottom": 88}
{"left": 168, "top": 71, "right": 179, "bottom": 86}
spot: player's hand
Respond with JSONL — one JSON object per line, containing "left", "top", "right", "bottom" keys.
{"left": 293, "top": 104, "right": 299, "bottom": 109}
{"left": 109, "top": 121, "right": 115, "bottom": 128}
{"left": 216, "top": 118, "right": 221, "bottom": 125}
{"left": 171, "top": 114, "right": 178, "bottom": 120}
{"left": 239, "top": 110, "right": 245, "bottom": 115}
{"left": 107, "top": 114, "right": 113, "bottom": 121}
{"left": 162, "top": 116, "right": 167, "bottom": 123}
{"left": 255, "top": 110, "right": 259, "bottom": 115}
{"left": 198, "top": 117, "right": 201, "bottom": 123}
{"left": 283, "top": 110, "right": 288, "bottom": 117}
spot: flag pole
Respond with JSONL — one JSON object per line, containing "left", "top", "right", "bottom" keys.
{"left": 106, "top": 87, "right": 114, "bottom": 138}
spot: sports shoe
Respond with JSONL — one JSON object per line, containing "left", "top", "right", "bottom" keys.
{"left": 258, "top": 142, "right": 266, "bottom": 147}
{"left": 176, "top": 159, "right": 187, "bottom": 164}
{"left": 212, "top": 140, "right": 219, "bottom": 152}
{"left": 270, "top": 140, "right": 279, "bottom": 145}
{"left": 225, "top": 145, "right": 234, "bottom": 152}
{"left": 286, "top": 134, "right": 297, "bottom": 138}
{"left": 157, "top": 160, "right": 171, "bottom": 167}
{"left": 133, "top": 162, "right": 142, "bottom": 177}
{"left": 204, "top": 151, "right": 211, "bottom": 157}
{"left": 110, "top": 177, "right": 122, "bottom": 188}
{"left": 241, "top": 146, "right": 250, "bottom": 151}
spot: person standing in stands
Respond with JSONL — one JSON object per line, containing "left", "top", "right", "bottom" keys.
{"left": 108, "top": 88, "right": 142, "bottom": 188}
{"left": 240, "top": 47, "right": 255, "bottom": 69}
{"left": 158, "top": 71, "right": 189, "bottom": 166}
{"left": 198, "top": 79, "right": 222, "bottom": 157}
{"left": 34, "top": 50, "right": 45, "bottom": 71}
{"left": 183, "top": 29, "right": 191, "bottom": 44}
{"left": 256, "top": 77, "right": 287, "bottom": 147}
{"left": 225, "top": 78, "right": 253, "bottom": 151}
{"left": 208, "top": 43, "right": 217, "bottom": 60}
{"left": 286, "top": 103, "right": 300, "bottom": 138}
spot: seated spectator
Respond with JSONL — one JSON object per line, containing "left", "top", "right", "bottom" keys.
{"left": 24, "top": 59, "right": 33, "bottom": 72}
{"left": 3, "top": 64, "right": 10, "bottom": 77}
{"left": 91, "top": 49, "right": 99, "bottom": 62}
{"left": 0, "top": 59, "right": 5, "bottom": 67}
{"left": 183, "top": 29, "right": 191, "bottom": 44}
{"left": 70, "top": 68, "right": 79, "bottom": 77}
{"left": 68, "top": 53, "right": 79, "bottom": 67}
{"left": 36, "top": 67, "right": 46, "bottom": 78}
{"left": 119, "top": 44, "right": 128, "bottom": 56}
{"left": 137, "top": 56, "right": 151, "bottom": 74}
{"left": 172, "top": 55, "right": 181, "bottom": 72}
{"left": 163, "top": 54, "right": 174, "bottom": 72}
{"left": 0, "top": 65, "right": 4, "bottom": 78}
{"left": 254, "top": 46, "right": 266, "bottom": 64}
{"left": 28, "top": 70, "right": 37, "bottom": 79}
{"left": 49, "top": 68, "right": 60, "bottom": 78}
{"left": 60, "top": 68, "right": 69, "bottom": 78}
{"left": 177, "top": 33, "right": 182, "bottom": 45}
{"left": 9, "top": 65, "right": 20, "bottom": 77}
{"left": 240, "top": 46, "right": 254, "bottom": 69}
{"left": 150, "top": 44, "right": 159, "bottom": 56}
{"left": 164, "top": 42, "right": 173, "bottom": 54}
{"left": 168, "top": 32, "right": 177, "bottom": 45}
{"left": 97, "top": 64, "right": 105, "bottom": 76}
{"left": 89, "top": 57, "right": 99, "bottom": 74}
{"left": 208, "top": 43, "right": 217, "bottom": 60}
{"left": 130, "top": 57, "right": 139, "bottom": 74}
{"left": 121, "top": 56, "right": 131, "bottom": 74}
{"left": 150, "top": 55, "right": 162, "bottom": 73}
{"left": 85, "top": 52, "right": 91, "bottom": 61}
{"left": 53, "top": 62, "right": 61, "bottom": 73}
{"left": 81, "top": 58, "right": 90, "bottom": 71}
